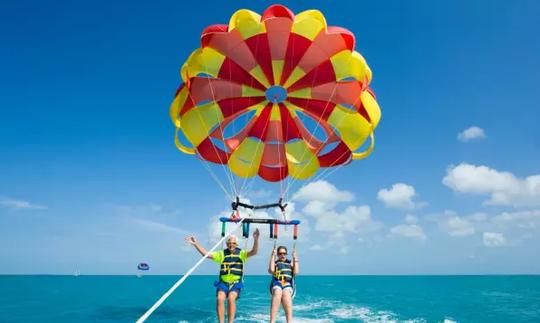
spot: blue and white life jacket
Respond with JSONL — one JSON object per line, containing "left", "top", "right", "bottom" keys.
{"left": 273, "top": 259, "right": 293, "bottom": 285}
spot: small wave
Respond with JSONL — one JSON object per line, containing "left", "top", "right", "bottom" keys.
{"left": 329, "top": 305, "right": 415, "bottom": 322}
{"left": 296, "top": 297, "right": 426, "bottom": 323}
{"left": 441, "top": 318, "right": 458, "bottom": 323}
{"left": 295, "top": 300, "right": 334, "bottom": 312}
{"left": 240, "top": 296, "right": 428, "bottom": 323}
{"left": 236, "top": 312, "right": 269, "bottom": 322}
{"left": 294, "top": 318, "right": 334, "bottom": 323}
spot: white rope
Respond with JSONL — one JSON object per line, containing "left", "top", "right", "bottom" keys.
{"left": 136, "top": 218, "right": 246, "bottom": 323}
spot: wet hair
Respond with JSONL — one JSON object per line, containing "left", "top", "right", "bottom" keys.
{"left": 277, "top": 246, "right": 288, "bottom": 254}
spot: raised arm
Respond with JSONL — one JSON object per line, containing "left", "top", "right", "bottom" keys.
{"left": 268, "top": 248, "right": 276, "bottom": 274}
{"left": 292, "top": 249, "right": 299, "bottom": 275}
{"left": 185, "top": 235, "right": 214, "bottom": 259}
{"left": 247, "top": 228, "right": 260, "bottom": 258}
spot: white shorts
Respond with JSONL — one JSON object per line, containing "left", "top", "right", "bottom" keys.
{"left": 272, "top": 285, "right": 293, "bottom": 294}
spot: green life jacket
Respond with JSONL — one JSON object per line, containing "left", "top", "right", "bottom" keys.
{"left": 219, "top": 248, "right": 244, "bottom": 282}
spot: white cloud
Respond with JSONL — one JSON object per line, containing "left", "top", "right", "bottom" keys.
{"left": 483, "top": 232, "right": 507, "bottom": 247}
{"left": 457, "top": 126, "right": 487, "bottom": 142}
{"left": 295, "top": 181, "right": 382, "bottom": 237}
{"left": 293, "top": 181, "right": 354, "bottom": 205}
{"left": 292, "top": 181, "right": 382, "bottom": 253}
{"left": 470, "top": 212, "right": 488, "bottom": 222}
{"left": 0, "top": 196, "right": 47, "bottom": 210}
{"left": 377, "top": 183, "right": 422, "bottom": 209}
{"left": 492, "top": 210, "right": 540, "bottom": 230}
{"left": 443, "top": 163, "right": 540, "bottom": 207}
{"left": 440, "top": 216, "right": 475, "bottom": 237}
{"left": 390, "top": 224, "right": 426, "bottom": 241}
{"left": 310, "top": 205, "right": 382, "bottom": 237}
{"left": 405, "top": 214, "right": 418, "bottom": 224}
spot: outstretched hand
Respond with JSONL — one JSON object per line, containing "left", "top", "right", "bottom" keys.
{"left": 253, "top": 228, "right": 260, "bottom": 239}
{"left": 185, "top": 235, "right": 197, "bottom": 245}
{"left": 292, "top": 250, "right": 297, "bottom": 259}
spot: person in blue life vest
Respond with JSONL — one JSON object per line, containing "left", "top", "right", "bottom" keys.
{"left": 268, "top": 245, "right": 299, "bottom": 323}
{"left": 186, "top": 229, "right": 259, "bottom": 323}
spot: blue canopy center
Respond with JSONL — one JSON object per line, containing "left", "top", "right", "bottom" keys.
{"left": 265, "top": 86, "right": 288, "bottom": 103}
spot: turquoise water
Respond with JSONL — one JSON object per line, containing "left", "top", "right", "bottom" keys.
{"left": 1, "top": 275, "right": 539, "bottom": 322}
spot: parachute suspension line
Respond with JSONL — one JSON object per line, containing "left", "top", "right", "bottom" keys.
{"left": 282, "top": 80, "right": 341, "bottom": 198}
{"left": 237, "top": 124, "right": 266, "bottom": 198}
{"left": 308, "top": 149, "right": 350, "bottom": 184}
{"left": 236, "top": 106, "right": 270, "bottom": 199}
{"left": 227, "top": 50, "right": 240, "bottom": 195}
{"left": 281, "top": 65, "right": 341, "bottom": 198}
{"left": 183, "top": 84, "right": 236, "bottom": 201}
{"left": 200, "top": 62, "right": 239, "bottom": 198}
{"left": 307, "top": 93, "right": 374, "bottom": 185}
{"left": 136, "top": 217, "right": 246, "bottom": 323}
{"left": 199, "top": 158, "right": 235, "bottom": 202}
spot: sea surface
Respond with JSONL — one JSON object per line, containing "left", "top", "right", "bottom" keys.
{"left": 1, "top": 275, "right": 539, "bottom": 322}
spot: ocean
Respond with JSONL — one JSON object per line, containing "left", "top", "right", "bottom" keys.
{"left": 1, "top": 275, "right": 539, "bottom": 322}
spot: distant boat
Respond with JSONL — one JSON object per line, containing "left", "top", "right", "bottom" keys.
{"left": 137, "top": 262, "right": 149, "bottom": 277}
{"left": 74, "top": 269, "right": 80, "bottom": 277}
{"left": 137, "top": 262, "right": 150, "bottom": 271}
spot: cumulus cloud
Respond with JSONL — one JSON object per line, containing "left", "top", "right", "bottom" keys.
{"left": 0, "top": 196, "right": 47, "bottom": 210}
{"left": 294, "top": 181, "right": 354, "bottom": 205}
{"left": 469, "top": 212, "right": 488, "bottom": 222}
{"left": 292, "top": 180, "right": 382, "bottom": 253}
{"left": 492, "top": 210, "right": 540, "bottom": 230}
{"left": 440, "top": 215, "right": 475, "bottom": 237}
{"left": 483, "top": 232, "right": 507, "bottom": 247}
{"left": 457, "top": 126, "right": 487, "bottom": 142}
{"left": 377, "top": 183, "right": 423, "bottom": 209}
{"left": 310, "top": 205, "right": 382, "bottom": 237}
{"left": 390, "top": 224, "right": 426, "bottom": 241}
{"left": 405, "top": 214, "right": 418, "bottom": 224}
{"left": 443, "top": 163, "right": 540, "bottom": 207}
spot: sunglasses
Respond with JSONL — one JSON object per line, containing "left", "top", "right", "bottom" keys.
{"left": 278, "top": 252, "right": 287, "bottom": 255}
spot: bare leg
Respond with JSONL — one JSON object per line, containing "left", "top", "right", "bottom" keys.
{"left": 227, "top": 291, "right": 238, "bottom": 323}
{"left": 270, "top": 288, "right": 282, "bottom": 323}
{"left": 281, "top": 289, "right": 293, "bottom": 323}
{"left": 216, "top": 291, "right": 226, "bottom": 323}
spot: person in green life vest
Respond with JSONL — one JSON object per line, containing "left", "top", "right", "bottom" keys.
{"left": 268, "top": 245, "right": 299, "bottom": 323}
{"left": 186, "top": 229, "right": 259, "bottom": 323}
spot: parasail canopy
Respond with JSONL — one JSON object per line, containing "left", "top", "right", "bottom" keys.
{"left": 170, "top": 4, "right": 381, "bottom": 183}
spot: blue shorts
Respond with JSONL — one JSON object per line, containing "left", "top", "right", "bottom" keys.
{"left": 214, "top": 280, "right": 243, "bottom": 298}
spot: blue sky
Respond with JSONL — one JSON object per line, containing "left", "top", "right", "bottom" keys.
{"left": 1, "top": 0, "right": 539, "bottom": 275}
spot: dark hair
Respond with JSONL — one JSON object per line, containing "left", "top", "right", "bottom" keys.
{"left": 277, "top": 246, "right": 288, "bottom": 254}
